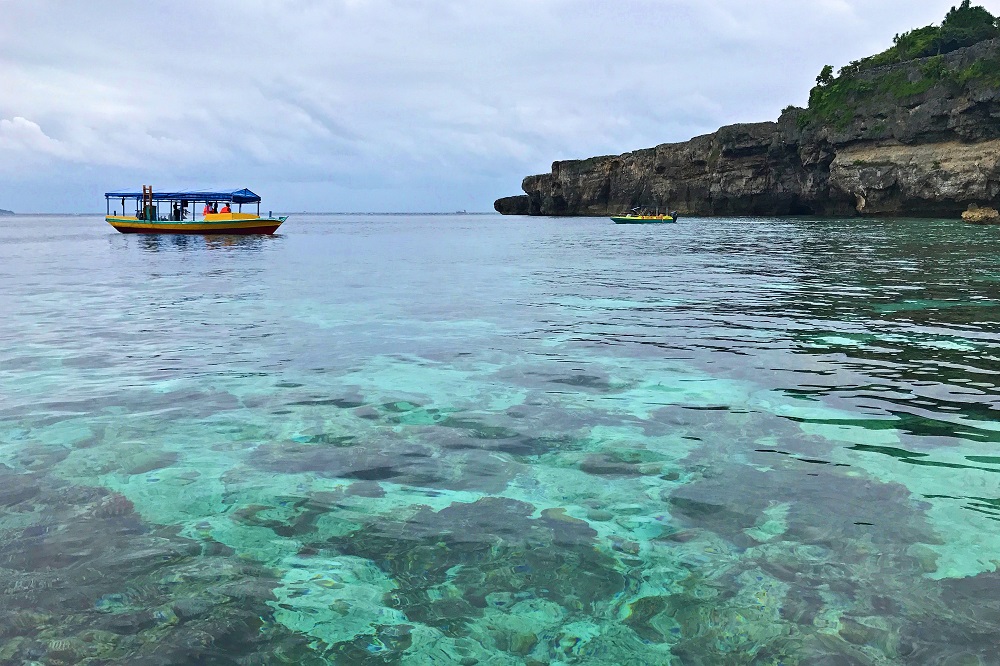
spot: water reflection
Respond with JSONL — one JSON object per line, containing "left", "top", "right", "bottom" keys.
{"left": 128, "top": 233, "right": 278, "bottom": 253}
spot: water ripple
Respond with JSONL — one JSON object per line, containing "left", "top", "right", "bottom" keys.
{"left": 3, "top": 214, "right": 1000, "bottom": 663}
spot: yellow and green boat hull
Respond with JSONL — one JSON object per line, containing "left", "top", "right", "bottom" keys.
{"left": 610, "top": 215, "right": 675, "bottom": 224}
{"left": 106, "top": 212, "right": 287, "bottom": 235}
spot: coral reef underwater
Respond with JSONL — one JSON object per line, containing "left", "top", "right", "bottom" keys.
{"left": 2, "top": 214, "right": 1000, "bottom": 664}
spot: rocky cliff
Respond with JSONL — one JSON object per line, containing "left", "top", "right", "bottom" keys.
{"left": 495, "top": 37, "right": 1000, "bottom": 217}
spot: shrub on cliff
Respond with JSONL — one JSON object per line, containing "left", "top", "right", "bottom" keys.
{"left": 800, "top": 1, "right": 1000, "bottom": 129}
{"left": 816, "top": 65, "right": 835, "bottom": 87}
{"left": 848, "top": 1, "right": 998, "bottom": 73}
{"left": 939, "top": 0, "right": 1000, "bottom": 52}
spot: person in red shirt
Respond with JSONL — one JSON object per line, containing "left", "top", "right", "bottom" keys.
{"left": 220, "top": 203, "right": 232, "bottom": 213}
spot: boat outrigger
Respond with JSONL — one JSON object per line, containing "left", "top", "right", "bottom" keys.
{"left": 105, "top": 186, "right": 287, "bottom": 234}
{"left": 610, "top": 207, "right": 679, "bottom": 224}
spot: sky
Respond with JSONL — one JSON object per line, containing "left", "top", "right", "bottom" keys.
{"left": 0, "top": 0, "right": 995, "bottom": 213}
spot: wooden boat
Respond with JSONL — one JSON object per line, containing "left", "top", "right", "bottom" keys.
{"left": 611, "top": 209, "right": 678, "bottom": 224}
{"left": 105, "top": 186, "right": 287, "bottom": 234}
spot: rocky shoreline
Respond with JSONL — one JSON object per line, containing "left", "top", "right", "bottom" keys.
{"left": 496, "top": 37, "right": 1000, "bottom": 218}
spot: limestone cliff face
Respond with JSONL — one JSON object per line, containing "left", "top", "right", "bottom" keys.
{"left": 830, "top": 140, "right": 1000, "bottom": 215}
{"left": 496, "top": 38, "right": 1000, "bottom": 217}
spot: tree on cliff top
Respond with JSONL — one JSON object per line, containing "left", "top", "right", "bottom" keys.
{"left": 816, "top": 65, "right": 835, "bottom": 87}
{"left": 939, "top": 0, "right": 1000, "bottom": 52}
{"left": 871, "top": 1, "right": 999, "bottom": 69}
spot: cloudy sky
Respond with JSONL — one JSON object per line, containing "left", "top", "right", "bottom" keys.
{"left": 0, "top": 0, "right": 993, "bottom": 213}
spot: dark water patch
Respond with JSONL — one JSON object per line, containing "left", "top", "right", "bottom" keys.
{"left": 549, "top": 373, "right": 625, "bottom": 392}
{"left": 60, "top": 353, "right": 117, "bottom": 370}
{"left": 231, "top": 497, "right": 331, "bottom": 538}
{"left": 785, "top": 408, "right": 1000, "bottom": 443}
{"left": 622, "top": 595, "right": 675, "bottom": 643}
{"left": 851, "top": 443, "right": 1000, "bottom": 475}
{"left": 251, "top": 439, "right": 517, "bottom": 493}
{"left": 756, "top": 448, "right": 851, "bottom": 468}
{"left": 937, "top": 496, "right": 1000, "bottom": 521}
{"left": 782, "top": 414, "right": 903, "bottom": 432}
{"left": 11, "top": 444, "right": 71, "bottom": 473}
{"left": 123, "top": 450, "right": 180, "bottom": 475}
{"left": 345, "top": 480, "right": 386, "bottom": 498}
{"left": 652, "top": 450, "right": 1000, "bottom": 661}
{"left": 966, "top": 455, "right": 1000, "bottom": 465}
{"left": 324, "top": 497, "right": 624, "bottom": 659}
{"left": 26, "top": 397, "right": 117, "bottom": 416}
{"left": 291, "top": 432, "right": 356, "bottom": 446}
{"left": 94, "top": 388, "right": 246, "bottom": 420}
{"left": 790, "top": 333, "right": 1000, "bottom": 395}
{"left": 379, "top": 400, "right": 423, "bottom": 413}
{"left": 680, "top": 405, "right": 732, "bottom": 411}
{"left": 353, "top": 405, "right": 382, "bottom": 420}
{"left": 364, "top": 405, "right": 583, "bottom": 458}
{"left": 227, "top": 491, "right": 352, "bottom": 540}
{"left": 892, "top": 573, "right": 1000, "bottom": 664}
{"left": 578, "top": 452, "right": 652, "bottom": 478}
{"left": 325, "top": 623, "right": 414, "bottom": 665}
{"left": 434, "top": 427, "right": 574, "bottom": 457}
{"left": 0, "top": 354, "right": 54, "bottom": 371}
{"left": 437, "top": 416, "right": 521, "bottom": 439}
{"left": 289, "top": 397, "right": 367, "bottom": 409}
{"left": 0, "top": 473, "right": 322, "bottom": 664}
{"left": 668, "top": 496, "right": 758, "bottom": 533}
{"left": 881, "top": 408, "right": 1000, "bottom": 443}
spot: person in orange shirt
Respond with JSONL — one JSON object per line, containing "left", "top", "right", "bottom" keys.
{"left": 220, "top": 203, "right": 232, "bottom": 213}
{"left": 203, "top": 202, "right": 217, "bottom": 217}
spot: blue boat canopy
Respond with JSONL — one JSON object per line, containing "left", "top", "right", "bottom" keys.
{"left": 104, "top": 188, "right": 261, "bottom": 204}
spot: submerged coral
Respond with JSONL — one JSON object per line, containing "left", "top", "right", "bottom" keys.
{"left": 0, "top": 467, "right": 323, "bottom": 665}
{"left": 4, "top": 213, "right": 1000, "bottom": 664}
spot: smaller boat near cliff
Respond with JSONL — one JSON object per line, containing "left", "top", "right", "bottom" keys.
{"left": 610, "top": 208, "right": 678, "bottom": 224}
{"left": 105, "top": 186, "right": 287, "bottom": 234}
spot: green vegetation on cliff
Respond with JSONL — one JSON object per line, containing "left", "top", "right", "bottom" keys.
{"left": 801, "top": 1, "right": 1000, "bottom": 129}
{"left": 847, "top": 1, "right": 997, "bottom": 73}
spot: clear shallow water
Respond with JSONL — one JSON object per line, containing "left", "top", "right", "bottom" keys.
{"left": 1, "top": 213, "right": 1000, "bottom": 664}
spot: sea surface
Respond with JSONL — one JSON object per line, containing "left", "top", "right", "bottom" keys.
{"left": 1, "top": 213, "right": 1000, "bottom": 665}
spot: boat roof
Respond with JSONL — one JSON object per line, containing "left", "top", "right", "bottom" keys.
{"left": 104, "top": 188, "right": 262, "bottom": 204}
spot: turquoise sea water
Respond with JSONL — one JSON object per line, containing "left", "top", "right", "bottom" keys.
{"left": 2, "top": 213, "right": 1000, "bottom": 664}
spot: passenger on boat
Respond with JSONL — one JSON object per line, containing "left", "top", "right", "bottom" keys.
{"left": 203, "top": 203, "right": 218, "bottom": 217}
{"left": 219, "top": 203, "right": 231, "bottom": 214}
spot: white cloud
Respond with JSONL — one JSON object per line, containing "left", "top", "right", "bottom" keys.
{"left": 0, "top": 116, "right": 77, "bottom": 164}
